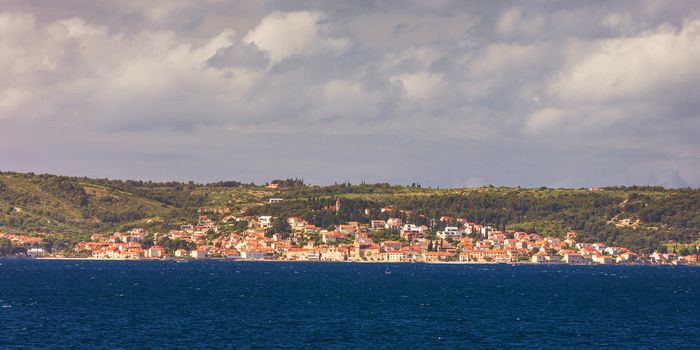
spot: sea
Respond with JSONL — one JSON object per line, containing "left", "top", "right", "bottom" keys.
{"left": 1, "top": 260, "right": 699, "bottom": 349}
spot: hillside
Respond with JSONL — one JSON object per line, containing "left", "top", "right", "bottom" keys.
{"left": 0, "top": 172, "right": 698, "bottom": 253}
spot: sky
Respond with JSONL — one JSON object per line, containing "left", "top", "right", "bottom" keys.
{"left": 0, "top": 0, "right": 699, "bottom": 188}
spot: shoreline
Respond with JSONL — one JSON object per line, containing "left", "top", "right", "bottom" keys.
{"left": 16, "top": 257, "right": 692, "bottom": 267}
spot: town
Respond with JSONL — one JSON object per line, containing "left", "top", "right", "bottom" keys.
{"left": 2, "top": 197, "right": 691, "bottom": 266}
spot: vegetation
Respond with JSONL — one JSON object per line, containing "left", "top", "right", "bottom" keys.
{"left": 0, "top": 171, "right": 698, "bottom": 254}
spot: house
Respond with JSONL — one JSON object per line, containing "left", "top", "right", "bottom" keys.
{"left": 336, "top": 224, "right": 359, "bottom": 236}
{"left": 127, "top": 248, "right": 144, "bottom": 259}
{"left": 386, "top": 218, "right": 403, "bottom": 230}
{"left": 563, "top": 253, "right": 587, "bottom": 264}
{"left": 650, "top": 251, "right": 665, "bottom": 263}
{"left": 320, "top": 247, "right": 347, "bottom": 262}
{"left": 258, "top": 216, "right": 273, "bottom": 229}
{"left": 459, "top": 250, "right": 481, "bottom": 262}
{"left": 531, "top": 251, "right": 549, "bottom": 263}
{"left": 592, "top": 242, "right": 607, "bottom": 252}
{"left": 564, "top": 238, "right": 577, "bottom": 246}
{"left": 400, "top": 226, "right": 424, "bottom": 241}
{"left": 361, "top": 244, "right": 382, "bottom": 261}
{"left": 307, "top": 250, "right": 321, "bottom": 261}
{"left": 381, "top": 240, "right": 402, "bottom": 251}
{"left": 506, "top": 249, "right": 529, "bottom": 262}
{"left": 268, "top": 198, "right": 284, "bottom": 204}
{"left": 384, "top": 250, "right": 405, "bottom": 262}
{"left": 545, "top": 254, "right": 562, "bottom": 263}
{"left": 303, "top": 224, "right": 318, "bottom": 233}
{"left": 371, "top": 220, "right": 387, "bottom": 230}
{"left": 617, "top": 252, "right": 637, "bottom": 262}
{"left": 190, "top": 249, "right": 207, "bottom": 259}
{"left": 145, "top": 246, "right": 165, "bottom": 259}
{"left": 240, "top": 250, "right": 265, "bottom": 260}
{"left": 591, "top": 254, "right": 614, "bottom": 264}
{"left": 174, "top": 249, "right": 188, "bottom": 258}
{"left": 322, "top": 231, "right": 345, "bottom": 244}
{"left": 288, "top": 217, "right": 307, "bottom": 231}
{"left": 284, "top": 248, "right": 309, "bottom": 260}
{"left": 437, "top": 227, "right": 462, "bottom": 240}
{"left": 604, "top": 247, "right": 623, "bottom": 255}
{"left": 423, "top": 251, "right": 453, "bottom": 262}
{"left": 26, "top": 248, "right": 47, "bottom": 257}
{"left": 224, "top": 250, "right": 241, "bottom": 260}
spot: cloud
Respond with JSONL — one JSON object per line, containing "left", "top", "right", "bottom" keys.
{"left": 0, "top": 2, "right": 699, "bottom": 187}
{"left": 524, "top": 108, "right": 566, "bottom": 134}
{"left": 243, "top": 11, "right": 351, "bottom": 65}
{"left": 391, "top": 72, "right": 443, "bottom": 100}
{"left": 207, "top": 42, "right": 269, "bottom": 69}
{"left": 550, "top": 20, "right": 700, "bottom": 103}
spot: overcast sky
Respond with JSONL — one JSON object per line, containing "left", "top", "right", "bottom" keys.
{"left": 1, "top": 1, "right": 699, "bottom": 187}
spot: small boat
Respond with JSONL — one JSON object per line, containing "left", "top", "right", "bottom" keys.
{"left": 385, "top": 266, "right": 392, "bottom": 275}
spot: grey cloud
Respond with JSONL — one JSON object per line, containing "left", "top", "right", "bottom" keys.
{"left": 207, "top": 42, "right": 269, "bottom": 69}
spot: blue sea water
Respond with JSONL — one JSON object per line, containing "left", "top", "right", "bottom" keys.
{"left": 1, "top": 260, "right": 699, "bottom": 349}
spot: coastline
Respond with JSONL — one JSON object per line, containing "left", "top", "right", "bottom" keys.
{"left": 21, "top": 257, "right": 689, "bottom": 267}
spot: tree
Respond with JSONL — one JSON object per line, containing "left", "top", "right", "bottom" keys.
{"left": 0, "top": 238, "right": 12, "bottom": 255}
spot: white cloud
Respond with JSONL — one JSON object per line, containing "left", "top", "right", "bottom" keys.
{"left": 550, "top": 20, "right": 700, "bottom": 103}
{"left": 524, "top": 108, "right": 566, "bottom": 135}
{"left": 243, "top": 11, "right": 351, "bottom": 65}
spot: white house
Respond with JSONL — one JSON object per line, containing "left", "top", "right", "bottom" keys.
{"left": 562, "top": 253, "right": 588, "bottom": 265}
{"left": 384, "top": 250, "right": 405, "bottom": 262}
{"left": 241, "top": 250, "right": 265, "bottom": 260}
{"left": 437, "top": 227, "right": 463, "bottom": 240}
{"left": 190, "top": 249, "right": 207, "bottom": 259}
{"left": 258, "top": 216, "right": 273, "bottom": 229}
{"left": 26, "top": 248, "right": 47, "bottom": 257}
{"left": 145, "top": 246, "right": 165, "bottom": 259}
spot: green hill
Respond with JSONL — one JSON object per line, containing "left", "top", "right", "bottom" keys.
{"left": 0, "top": 172, "right": 698, "bottom": 254}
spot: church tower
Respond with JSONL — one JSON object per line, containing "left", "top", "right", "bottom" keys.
{"left": 335, "top": 197, "right": 341, "bottom": 213}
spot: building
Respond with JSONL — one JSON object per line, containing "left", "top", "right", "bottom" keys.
{"left": 258, "top": 216, "right": 273, "bottom": 229}
{"left": 241, "top": 250, "right": 265, "bottom": 260}
{"left": 437, "top": 227, "right": 462, "bottom": 240}
{"left": 531, "top": 251, "right": 549, "bottom": 263}
{"left": 26, "top": 248, "right": 47, "bottom": 257}
{"left": 145, "top": 246, "right": 165, "bottom": 259}
{"left": 563, "top": 253, "right": 587, "bottom": 264}
{"left": 371, "top": 220, "right": 387, "bottom": 230}
{"left": 423, "top": 251, "right": 453, "bottom": 262}
{"left": 190, "top": 249, "right": 207, "bottom": 259}
{"left": 384, "top": 250, "right": 405, "bottom": 262}
{"left": 381, "top": 240, "right": 402, "bottom": 251}
{"left": 592, "top": 254, "right": 614, "bottom": 264}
